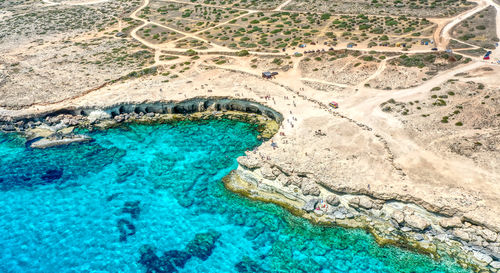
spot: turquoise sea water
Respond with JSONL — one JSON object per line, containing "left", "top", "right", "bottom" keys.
{"left": 0, "top": 120, "right": 470, "bottom": 273}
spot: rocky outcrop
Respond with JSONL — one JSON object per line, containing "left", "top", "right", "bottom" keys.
{"left": 0, "top": 98, "right": 283, "bottom": 125}
{"left": 403, "top": 210, "right": 431, "bottom": 231}
{"left": 301, "top": 180, "right": 320, "bottom": 196}
{"left": 325, "top": 195, "right": 340, "bottom": 206}
{"left": 439, "top": 217, "right": 462, "bottom": 229}
{"left": 303, "top": 198, "right": 320, "bottom": 212}
{"left": 1, "top": 99, "right": 283, "bottom": 150}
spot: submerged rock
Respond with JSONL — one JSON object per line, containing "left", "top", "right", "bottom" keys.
{"left": 162, "top": 250, "right": 191, "bottom": 268}
{"left": 41, "top": 169, "right": 63, "bottom": 182}
{"left": 117, "top": 218, "right": 136, "bottom": 242}
{"left": 185, "top": 230, "right": 221, "bottom": 261}
{"left": 1, "top": 124, "right": 16, "bottom": 132}
{"left": 122, "top": 201, "right": 141, "bottom": 219}
{"left": 139, "top": 245, "right": 179, "bottom": 273}
{"left": 106, "top": 192, "right": 121, "bottom": 202}
{"left": 235, "top": 256, "right": 268, "bottom": 273}
{"left": 244, "top": 222, "right": 266, "bottom": 240}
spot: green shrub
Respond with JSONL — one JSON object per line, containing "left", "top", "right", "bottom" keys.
{"left": 186, "top": 49, "right": 197, "bottom": 56}
{"left": 363, "top": 56, "right": 374, "bottom": 61}
{"left": 236, "top": 50, "right": 250, "bottom": 56}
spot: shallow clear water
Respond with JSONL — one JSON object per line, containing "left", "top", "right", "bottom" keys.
{"left": 0, "top": 120, "right": 469, "bottom": 273}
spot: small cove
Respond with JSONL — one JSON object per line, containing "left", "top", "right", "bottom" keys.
{"left": 0, "top": 119, "right": 470, "bottom": 273}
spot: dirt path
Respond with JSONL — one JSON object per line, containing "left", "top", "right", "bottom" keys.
{"left": 129, "top": 0, "right": 221, "bottom": 49}
{"left": 168, "top": 11, "right": 256, "bottom": 45}
{"left": 439, "top": 0, "right": 490, "bottom": 49}
{"left": 41, "top": 0, "right": 490, "bottom": 59}
{"left": 38, "top": 0, "right": 496, "bottom": 102}
{"left": 339, "top": 61, "right": 499, "bottom": 201}
{"left": 41, "top": 0, "right": 111, "bottom": 5}
{"left": 299, "top": 77, "right": 351, "bottom": 88}
{"left": 357, "top": 57, "right": 391, "bottom": 87}
{"left": 274, "top": 0, "right": 293, "bottom": 11}
{"left": 158, "top": 0, "right": 258, "bottom": 13}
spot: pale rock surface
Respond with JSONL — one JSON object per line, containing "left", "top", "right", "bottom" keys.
{"left": 404, "top": 212, "right": 431, "bottom": 231}
{"left": 439, "top": 217, "right": 462, "bottom": 229}
{"left": 490, "top": 261, "right": 500, "bottom": 269}
{"left": 87, "top": 110, "right": 111, "bottom": 122}
{"left": 348, "top": 197, "right": 360, "bottom": 208}
{"left": 303, "top": 198, "right": 320, "bottom": 212}
{"left": 473, "top": 251, "right": 493, "bottom": 264}
{"left": 237, "top": 157, "right": 262, "bottom": 169}
{"left": 391, "top": 210, "right": 405, "bottom": 224}
{"left": 301, "top": 180, "right": 320, "bottom": 196}
{"left": 453, "top": 229, "right": 471, "bottom": 241}
{"left": 260, "top": 164, "right": 277, "bottom": 180}
{"left": 325, "top": 195, "right": 340, "bottom": 206}
{"left": 481, "top": 229, "right": 498, "bottom": 242}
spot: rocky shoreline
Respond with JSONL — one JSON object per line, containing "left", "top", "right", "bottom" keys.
{"left": 223, "top": 162, "right": 500, "bottom": 273}
{"left": 0, "top": 99, "right": 282, "bottom": 147}
{"left": 1, "top": 99, "right": 499, "bottom": 272}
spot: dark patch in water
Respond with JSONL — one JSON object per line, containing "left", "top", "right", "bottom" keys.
{"left": 235, "top": 256, "right": 268, "bottom": 273}
{"left": 0, "top": 143, "right": 125, "bottom": 191}
{"left": 107, "top": 192, "right": 122, "bottom": 202}
{"left": 41, "top": 169, "right": 63, "bottom": 182}
{"left": 139, "top": 245, "right": 184, "bottom": 273}
{"left": 117, "top": 218, "right": 136, "bottom": 242}
{"left": 139, "top": 230, "right": 221, "bottom": 273}
{"left": 162, "top": 250, "right": 190, "bottom": 269}
{"left": 122, "top": 201, "right": 141, "bottom": 219}
{"left": 185, "top": 230, "right": 221, "bottom": 261}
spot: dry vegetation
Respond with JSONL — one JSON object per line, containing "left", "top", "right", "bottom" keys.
{"left": 144, "top": 1, "right": 248, "bottom": 33}
{"left": 0, "top": 0, "right": 141, "bottom": 46}
{"left": 198, "top": 12, "right": 436, "bottom": 52}
{"left": 285, "top": 0, "right": 476, "bottom": 17}
{"left": 366, "top": 52, "right": 470, "bottom": 89}
{"left": 136, "top": 23, "right": 184, "bottom": 44}
{"left": 165, "top": 0, "right": 283, "bottom": 10}
{"left": 300, "top": 50, "right": 381, "bottom": 84}
{"left": 451, "top": 6, "right": 499, "bottom": 49}
{"left": 0, "top": 36, "right": 154, "bottom": 107}
{"left": 379, "top": 74, "right": 499, "bottom": 171}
